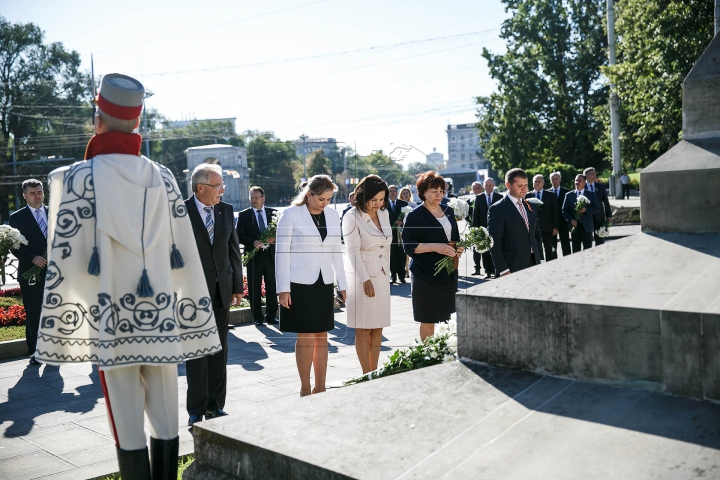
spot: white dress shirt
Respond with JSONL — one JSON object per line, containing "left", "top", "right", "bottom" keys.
{"left": 533, "top": 189, "right": 543, "bottom": 201}
{"left": 587, "top": 183, "right": 596, "bottom": 193}
{"left": 194, "top": 196, "right": 212, "bottom": 217}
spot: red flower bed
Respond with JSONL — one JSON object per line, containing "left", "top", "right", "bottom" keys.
{"left": 242, "top": 276, "right": 266, "bottom": 299}
{"left": 0, "top": 304, "right": 26, "bottom": 326}
{"left": 0, "top": 287, "right": 22, "bottom": 297}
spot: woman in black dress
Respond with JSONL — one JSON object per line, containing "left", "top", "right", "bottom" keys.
{"left": 276, "top": 175, "right": 347, "bottom": 396}
{"left": 401, "top": 171, "right": 463, "bottom": 340}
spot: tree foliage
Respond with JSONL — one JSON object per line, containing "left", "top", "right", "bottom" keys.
{"left": 244, "top": 131, "right": 299, "bottom": 201}
{"left": 601, "top": 0, "right": 714, "bottom": 169}
{"left": 306, "top": 148, "right": 331, "bottom": 177}
{"left": 476, "top": 0, "right": 608, "bottom": 176}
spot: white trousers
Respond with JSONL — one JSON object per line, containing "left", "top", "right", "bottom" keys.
{"left": 99, "top": 364, "right": 178, "bottom": 451}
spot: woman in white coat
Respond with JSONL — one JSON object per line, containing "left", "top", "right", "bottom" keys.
{"left": 342, "top": 175, "right": 392, "bottom": 373}
{"left": 276, "top": 175, "right": 347, "bottom": 396}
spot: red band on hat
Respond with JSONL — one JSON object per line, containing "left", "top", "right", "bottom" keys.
{"left": 97, "top": 93, "right": 142, "bottom": 120}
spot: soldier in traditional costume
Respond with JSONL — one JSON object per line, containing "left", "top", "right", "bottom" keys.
{"left": 34, "top": 73, "right": 222, "bottom": 479}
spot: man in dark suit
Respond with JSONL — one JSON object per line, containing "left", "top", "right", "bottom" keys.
{"left": 466, "top": 181, "right": 482, "bottom": 275}
{"left": 387, "top": 185, "right": 409, "bottom": 284}
{"left": 236, "top": 186, "right": 278, "bottom": 326}
{"left": 488, "top": 169, "right": 544, "bottom": 276}
{"left": 562, "top": 174, "right": 601, "bottom": 253}
{"left": 472, "top": 178, "right": 503, "bottom": 278}
{"left": 9, "top": 179, "right": 48, "bottom": 366}
{"left": 184, "top": 164, "right": 244, "bottom": 426}
{"left": 527, "top": 174, "right": 559, "bottom": 261}
{"left": 584, "top": 167, "right": 613, "bottom": 246}
{"left": 549, "top": 172, "right": 571, "bottom": 257}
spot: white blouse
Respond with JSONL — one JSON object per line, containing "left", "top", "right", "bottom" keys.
{"left": 436, "top": 214, "right": 452, "bottom": 242}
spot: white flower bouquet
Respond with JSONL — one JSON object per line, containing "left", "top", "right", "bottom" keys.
{"left": 448, "top": 197, "right": 469, "bottom": 221}
{"left": 242, "top": 210, "right": 283, "bottom": 266}
{"left": 573, "top": 194, "right": 590, "bottom": 232}
{"left": 395, "top": 204, "right": 414, "bottom": 236}
{"left": 344, "top": 315, "right": 458, "bottom": 385}
{"left": 526, "top": 197, "right": 543, "bottom": 210}
{"left": 596, "top": 221, "right": 610, "bottom": 238}
{"left": 0, "top": 225, "right": 28, "bottom": 260}
{"left": 434, "top": 226, "right": 493, "bottom": 276}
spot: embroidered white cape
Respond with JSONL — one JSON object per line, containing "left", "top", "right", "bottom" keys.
{"left": 35, "top": 154, "right": 221, "bottom": 369}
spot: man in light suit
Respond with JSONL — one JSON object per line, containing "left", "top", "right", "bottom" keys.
{"left": 549, "top": 172, "right": 571, "bottom": 257}
{"left": 488, "top": 169, "right": 544, "bottom": 276}
{"left": 526, "top": 174, "right": 559, "bottom": 261}
{"left": 236, "top": 186, "right": 278, "bottom": 326}
{"left": 184, "top": 164, "right": 244, "bottom": 426}
{"left": 9, "top": 179, "right": 48, "bottom": 366}
{"left": 472, "top": 178, "right": 503, "bottom": 278}
{"left": 562, "top": 174, "right": 601, "bottom": 253}
{"left": 387, "top": 185, "right": 408, "bottom": 284}
{"left": 584, "top": 167, "right": 613, "bottom": 246}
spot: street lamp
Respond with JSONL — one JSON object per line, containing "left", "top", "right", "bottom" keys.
{"left": 299, "top": 134, "right": 308, "bottom": 181}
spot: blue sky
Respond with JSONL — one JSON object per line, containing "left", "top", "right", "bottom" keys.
{"left": 2, "top": 0, "right": 509, "bottom": 164}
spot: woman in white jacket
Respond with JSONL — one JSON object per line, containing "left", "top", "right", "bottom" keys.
{"left": 276, "top": 175, "right": 347, "bottom": 396}
{"left": 342, "top": 175, "right": 392, "bottom": 373}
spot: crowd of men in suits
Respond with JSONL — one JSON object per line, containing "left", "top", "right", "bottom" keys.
{"left": 468, "top": 167, "right": 612, "bottom": 278}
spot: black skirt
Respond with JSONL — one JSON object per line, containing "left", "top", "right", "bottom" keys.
{"left": 280, "top": 273, "right": 335, "bottom": 333}
{"left": 411, "top": 275, "right": 457, "bottom": 324}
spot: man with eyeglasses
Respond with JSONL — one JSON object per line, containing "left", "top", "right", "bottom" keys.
{"left": 184, "top": 163, "right": 244, "bottom": 427}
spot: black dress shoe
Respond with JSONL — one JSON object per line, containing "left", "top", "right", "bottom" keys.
{"left": 399, "top": 278, "right": 406, "bottom": 284}
{"left": 484, "top": 273, "right": 492, "bottom": 279}
{"left": 205, "top": 409, "right": 228, "bottom": 419}
{"left": 254, "top": 319, "right": 264, "bottom": 326}
{"left": 187, "top": 414, "right": 203, "bottom": 426}
{"left": 266, "top": 317, "right": 279, "bottom": 325}
{"left": 472, "top": 269, "right": 481, "bottom": 276}
{"left": 28, "top": 356, "right": 41, "bottom": 366}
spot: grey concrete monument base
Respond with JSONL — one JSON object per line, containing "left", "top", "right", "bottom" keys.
{"left": 184, "top": 361, "right": 720, "bottom": 479}
{"left": 457, "top": 232, "right": 720, "bottom": 401}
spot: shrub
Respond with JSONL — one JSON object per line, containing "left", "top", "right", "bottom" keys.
{"left": 525, "top": 162, "right": 579, "bottom": 189}
{"left": 0, "top": 287, "right": 22, "bottom": 297}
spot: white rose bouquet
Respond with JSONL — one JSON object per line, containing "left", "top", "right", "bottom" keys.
{"left": 242, "top": 210, "right": 282, "bottom": 266}
{"left": 395, "top": 205, "right": 414, "bottom": 236}
{"left": 596, "top": 221, "right": 610, "bottom": 238}
{"left": 573, "top": 195, "right": 590, "bottom": 232}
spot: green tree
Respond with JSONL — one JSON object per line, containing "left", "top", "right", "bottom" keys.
{"left": 244, "top": 131, "right": 299, "bottom": 202}
{"left": 600, "top": 0, "right": 713, "bottom": 169}
{"left": 306, "top": 148, "right": 330, "bottom": 176}
{"left": 476, "top": 0, "right": 608, "bottom": 177}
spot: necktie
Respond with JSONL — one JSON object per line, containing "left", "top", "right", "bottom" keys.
{"left": 487, "top": 194, "right": 491, "bottom": 208}
{"left": 555, "top": 188, "right": 558, "bottom": 197}
{"left": 517, "top": 199, "right": 529, "bottom": 232}
{"left": 589, "top": 184, "right": 594, "bottom": 192}
{"left": 204, "top": 206, "right": 214, "bottom": 244}
{"left": 257, "top": 210, "right": 266, "bottom": 233}
{"left": 35, "top": 209, "right": 47, "bottom": 238}
{"left": 391, "top": 201, "right": 395, "bottom": 212}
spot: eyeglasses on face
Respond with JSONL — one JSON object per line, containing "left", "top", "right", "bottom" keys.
{"left": 200, "top": 183, "right": 225, "bottom": 190}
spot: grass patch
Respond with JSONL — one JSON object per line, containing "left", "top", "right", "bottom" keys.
{"left": 0, "top": 325, "right": 24, "bottom": 342}
{"left": 0, "top": 297, "right": 22, "bottom": 308}
{"left": 94, "top": 454, "right": 194, "bottom": 479}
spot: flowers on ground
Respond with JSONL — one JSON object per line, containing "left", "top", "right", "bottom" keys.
{"left": 344, "top": 316, "right": 458, "bottom": 385}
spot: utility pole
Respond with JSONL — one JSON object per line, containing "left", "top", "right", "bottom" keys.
{"left": 11, "top": 136, "right": 19, "bottom": 211}
{"left": 607, "top": 0, "right": 622, "bottom": 199}
{"left": 142, "top": 91, "right": 154, "bottom": 158}
{"left": 715, "top": 0, "right": 720, "bottom": 36}
{"left": 299, "top": 134, "right": 308, "bottom": 181}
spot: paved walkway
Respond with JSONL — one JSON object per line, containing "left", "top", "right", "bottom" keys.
{"left": 0, "top": 241, "right": 484, "bottom": 479}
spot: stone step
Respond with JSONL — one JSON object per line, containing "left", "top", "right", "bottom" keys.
{"left": 185, "top": 361, "right": 720, "bottom": 479}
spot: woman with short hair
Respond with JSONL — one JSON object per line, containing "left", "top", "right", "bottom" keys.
{"left": 399, "top": 186, "right": 417, "bottom": 208}
{"left": 401, "top": 171, "right": 463, "bottom": 341}
{"left": 342, "top": 175, "right": 392, "bottom": 373}
{"left": 276, "top": 175, "right": 347, "bottom": 396}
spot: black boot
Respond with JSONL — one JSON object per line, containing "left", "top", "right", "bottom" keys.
{"left": 116, "top": 446, "right": 151, "bottom": 480}
{"left": 150, "top": 436, "right": 179, "bottom": 480}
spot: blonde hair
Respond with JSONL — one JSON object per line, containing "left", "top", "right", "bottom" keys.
{"left": 399, "top": 186, "right": 412, "bottom": 201}
{"left": 292, "top": 174, "right": 338, "bottom": 206}
{"left": 96, "top": 107, "right": 139, "bottom": 134}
